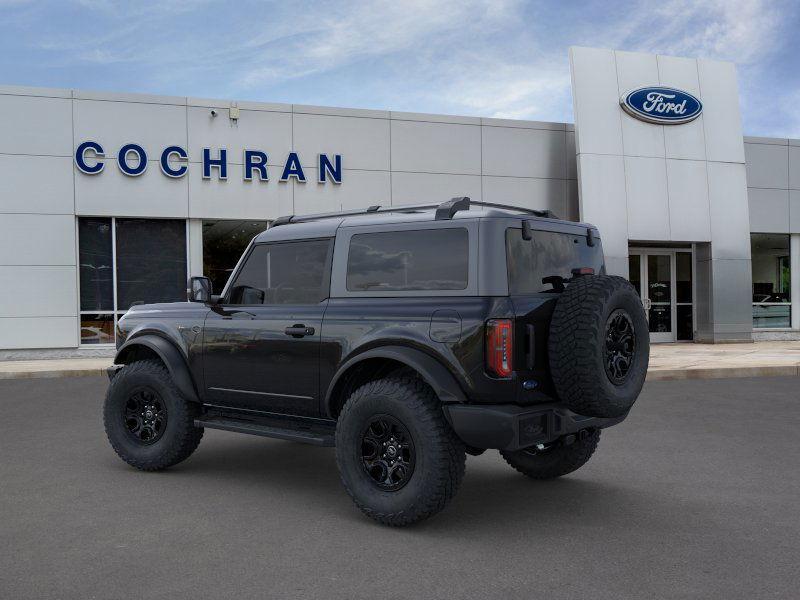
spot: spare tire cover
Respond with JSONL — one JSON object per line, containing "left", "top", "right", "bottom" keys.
{"left": 548, "top": 275, "right": 649, "bottom": 418}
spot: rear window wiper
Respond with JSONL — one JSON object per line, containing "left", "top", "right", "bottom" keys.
{"left": 542, "top": 268, "right": 596, "bottom": 292}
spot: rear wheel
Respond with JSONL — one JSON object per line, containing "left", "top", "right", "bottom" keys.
{"left": 103, "top": 359, "right": 203, "bottom": 471}
{"left": 500, "top": 430, "right": 600, "bottom": 480}
{"left": 335, "top": 372, "right": 466, "bottom": 526}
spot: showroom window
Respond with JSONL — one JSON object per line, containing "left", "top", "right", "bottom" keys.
{"left": 78, "top": 218, "right": 188, "bottom": 345}
{"left": 202, "top": 220, "right": 268, "bottom": 294}
{"left": 751, "top": 234, "right": 791, "bottom": 328}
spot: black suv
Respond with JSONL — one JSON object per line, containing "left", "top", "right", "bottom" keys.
{"left": 104, "top": 197, "right": 649, "bottom": 526}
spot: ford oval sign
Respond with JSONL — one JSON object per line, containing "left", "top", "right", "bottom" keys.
{"left": 620, "top": 87, "right": 702, "bottom": 125}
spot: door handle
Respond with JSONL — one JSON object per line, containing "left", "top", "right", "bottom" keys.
{"left": 285, "top": 324, "right": 315, "bottom": 338}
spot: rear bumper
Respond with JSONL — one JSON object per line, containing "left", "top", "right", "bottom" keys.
{"left": 442, "top": 403, "right": 626, "bottom": 451}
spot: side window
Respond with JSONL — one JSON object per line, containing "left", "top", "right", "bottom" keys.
{"left": 346, "top": 228, "right": 468, "bottom": 292}
{"left": 228, "top": 239, "right": 332, "bottom": 305}
{"left": 228, "top": 245, "right": 269, "bottom": 305}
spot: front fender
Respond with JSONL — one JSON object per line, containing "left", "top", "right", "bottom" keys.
{"left": 114, "top": 334, "right": 200, "bottom": 403}
{"left": 324, "top": 345, "right": 467, "bottom": 418}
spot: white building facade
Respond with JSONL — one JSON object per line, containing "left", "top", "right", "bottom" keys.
{"left": 0, "top": 47, "right": 798, "bottom": 356}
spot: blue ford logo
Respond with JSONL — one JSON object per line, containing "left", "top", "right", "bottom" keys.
{"left": 620, "top": 87, "right": 702, "bottom": 125}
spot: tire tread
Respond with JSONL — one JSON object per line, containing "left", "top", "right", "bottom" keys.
{"left": 103, "top": 359, "right": 203, "bottom": 471}
{"left": 336, "top": 371, "right": 466, "bottom": 526}
{"left": 548, "top": 275, "right": 648, "bottom": 417}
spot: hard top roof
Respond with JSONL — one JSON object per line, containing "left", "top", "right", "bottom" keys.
{"left": 253, "top": 197, "right": 594, "bottom": 243}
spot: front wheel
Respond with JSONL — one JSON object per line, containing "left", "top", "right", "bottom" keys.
{"left": 103, "top": 359, "right": 203, "bottom": 471}
{"left": 500, "top": 429, "right": 600, "bottom": 480}
{"left": 335, "top": 372, "right": 466, "bottom": 526}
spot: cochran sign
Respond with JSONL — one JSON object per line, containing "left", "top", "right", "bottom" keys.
{"left": 74, "top": 141, "right": 343, "bottom": 184}
{"left": 620, "top": 87, "right": 702, "bottom": 125}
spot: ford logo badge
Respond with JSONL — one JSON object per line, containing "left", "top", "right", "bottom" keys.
{"left": 620, "top": 86, "right": 702, "bottom": 125}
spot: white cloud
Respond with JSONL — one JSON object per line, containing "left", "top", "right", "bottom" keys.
{"left": 5, "top": 0, "right": 796, "bottom": 134}
{"left": 238, "top": 0, "right": 522, "bottom": 88}
{"left": 235, "top": 0, "right": 793, "bottom": 125}
{"left": 628, "top": 0, "right": 782, "bottom": 64}
{"left": 433, "top": 0, "right": 793, "bottom": 123}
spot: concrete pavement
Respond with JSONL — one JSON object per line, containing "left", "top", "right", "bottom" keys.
{"left": 1, "top": 375, "right": 799, "bottom": 599}
{"left": 647, "top": 340, "right": 800, "bottom": 380}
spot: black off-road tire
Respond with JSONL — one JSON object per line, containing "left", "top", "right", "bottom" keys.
{"left": 500, "top": 430, "right": 601, "bottom": 479}
{"left": 335, "top": 372, "right": 466, "bottom": 526}
{"left": 549, "top": 275, "right": 649, "bottom": 418}
{"left": 103, "top": 359, "right": 203, "bottom": 471}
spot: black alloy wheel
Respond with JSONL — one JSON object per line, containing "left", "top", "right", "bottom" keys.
{"left": 123, "top": 387, "right": 167, "bottom": 445}
{"left": 360, "top": 415, "right": 416, "bottom": 491}
{"left": 604, "top": 308, "right": 636, "bottom": 385}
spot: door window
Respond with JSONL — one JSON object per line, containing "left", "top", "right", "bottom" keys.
{"left": 675, "top": 252, "right": 693, "bottom": 341}
{"left": 647, "top": 254, "right": 672, "bottom": 335}
{"left": 228, "top": 240, "right": 332, "bottom": 305}
{"left": 628, "top": 254, "right": 641, "bottom": 297}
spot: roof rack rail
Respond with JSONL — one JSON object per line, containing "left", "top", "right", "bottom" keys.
{"left": 436, "top": 198, "right": 558, "bottom": 220}
{"left": 475, "top": 201, "right": 557, "bottom": 220}
{"left": 435, "top": 196, "right": 471, "bottom": 220}
{"left": 269, "top": 203, "right": 439, "bottom": 228}
{"left": 268, "top": 197, "right": 557, "bottom": 228}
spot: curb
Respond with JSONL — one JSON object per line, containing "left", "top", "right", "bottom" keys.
{"left": 0, "top": 367, "right": 110, "bottom": 381}
{"left": 0, "top": 364, "right": 798, "bottom": 382}
{"left": 646, "top": 365, "right": 800, "bottom": 381}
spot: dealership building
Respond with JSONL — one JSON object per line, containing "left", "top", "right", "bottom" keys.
{"left": 1, "top": 46, "right": 799, "bottom": 357}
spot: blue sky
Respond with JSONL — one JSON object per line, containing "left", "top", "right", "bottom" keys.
{"left": 1, "top": 0, "right": 799, "bottom": 136}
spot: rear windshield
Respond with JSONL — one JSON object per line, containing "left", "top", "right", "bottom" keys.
{"left": 506, "top": 228, "right": 604, "bottom": 294}
{"left": 346, "top": 228, "right": 468, "bottom": 291}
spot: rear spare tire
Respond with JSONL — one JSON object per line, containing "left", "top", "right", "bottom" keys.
{"left": 548, "top": 275, "right": 649, "bottom": 418}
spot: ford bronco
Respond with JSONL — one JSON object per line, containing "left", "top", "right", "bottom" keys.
{"left": 103, "top": 197, "right": 649, "bottom": 526}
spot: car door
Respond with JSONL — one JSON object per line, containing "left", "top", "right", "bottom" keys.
{"left": 202, "top": 238, "right": 333, "bottom": 417}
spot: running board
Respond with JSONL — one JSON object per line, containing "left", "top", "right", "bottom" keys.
{"left": 195, "top": 416, "right": 335, "bottom": 447}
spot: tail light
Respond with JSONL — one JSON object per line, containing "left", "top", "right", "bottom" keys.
{"left": 486, "top": 319, "right": 513, "bottom": 378}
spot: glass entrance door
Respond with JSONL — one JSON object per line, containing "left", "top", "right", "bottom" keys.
{"left": 645, "top": 253, "right": 673, "bottom": 343}
{"left": 629, "top": 249, "right": 694, "bottom": 343}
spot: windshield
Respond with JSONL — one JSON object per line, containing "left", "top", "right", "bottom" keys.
{"left": 506, "top": 228, "right": 605, "bottom": 294}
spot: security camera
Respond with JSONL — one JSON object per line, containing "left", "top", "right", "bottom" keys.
{"left": 210, "top": 109, "right": 218, "bottom": 117}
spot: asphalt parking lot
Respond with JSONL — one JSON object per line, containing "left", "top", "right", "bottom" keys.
{"left": 1, "top": 376, "right": 798, "bottom": 599}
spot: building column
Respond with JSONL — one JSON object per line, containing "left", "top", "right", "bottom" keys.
{"left": 792, "top": 234, "right": 800, "bottom": 330}
{"left": 187, "top": 219, "right": 204, "bottom": 278}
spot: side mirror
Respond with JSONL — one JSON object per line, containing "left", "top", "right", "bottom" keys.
{"left": 188, "top": 276, "right": 212, "bottom": 303}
